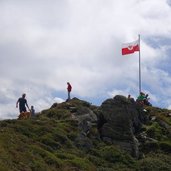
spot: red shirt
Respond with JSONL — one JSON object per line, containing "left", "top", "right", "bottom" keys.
{"left": 67, "top": 83, "right": 72, "bottom": 92}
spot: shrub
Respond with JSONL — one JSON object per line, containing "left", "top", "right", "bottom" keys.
{"left": 159, "top": 141, "right": 171, "bottom": 153}
{"left": 141, "top": 141, "right": 159, "bottom": 153}
{"left": 99, "top": 146, "right": 136, "bottom": 167}
{"left": 40, "top": 136, "right": 61, "bottom": 150}
{"left": 44, "top": 109, "right": 71, "bottom": 120}
{"left": 146, "top": 122, "right": 164, "bottom": 140}
{"left": 138, "top": 156, "right": 171, "bottom": 171}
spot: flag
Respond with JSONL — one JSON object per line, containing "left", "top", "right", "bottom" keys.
{"left": 122, "top": 39, "right": 140, "bottom": 55}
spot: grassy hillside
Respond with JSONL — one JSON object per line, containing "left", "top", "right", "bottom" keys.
{"left": 0, "top": 98, "right": 171, "bottom": 171}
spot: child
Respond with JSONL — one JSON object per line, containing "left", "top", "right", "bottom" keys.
{"left": 30, "top": 106, "right": 35, "bottom": 117}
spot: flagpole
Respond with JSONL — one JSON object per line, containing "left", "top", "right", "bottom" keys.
{"left": 138, "top": 34, "right": 141, "bottom": 94}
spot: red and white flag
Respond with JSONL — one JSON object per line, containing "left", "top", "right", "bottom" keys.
{"left": 122, "top": 39, "right": 140, "bottom": 55}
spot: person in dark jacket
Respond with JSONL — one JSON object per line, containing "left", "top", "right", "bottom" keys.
{"left": 16, "top": 93, "right": 30, "bottom": 113}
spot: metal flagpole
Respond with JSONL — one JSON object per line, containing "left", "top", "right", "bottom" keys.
{"left": 138, "top": 34, "right": 141, "bottom": 94}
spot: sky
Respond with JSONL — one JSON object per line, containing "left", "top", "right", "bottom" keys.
{"left": 1, "top": 0, "right": 171, "bottom": 119}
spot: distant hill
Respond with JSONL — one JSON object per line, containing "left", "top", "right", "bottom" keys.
{"left": 0, "top": 96, "right": 171, "bottom": 171}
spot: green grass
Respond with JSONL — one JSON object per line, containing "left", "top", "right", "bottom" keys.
{"left": 137, "top": 152, "right": 171, "bottom": 171}
{"left": 0, "top": 100, "right": 171, "bottom": 170}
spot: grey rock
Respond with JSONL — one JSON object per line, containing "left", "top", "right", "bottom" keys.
{"left": 98, "top": 95, "right": 147, "bottom": 158}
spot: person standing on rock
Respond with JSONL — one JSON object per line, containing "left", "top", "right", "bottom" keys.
{"left": 16, "top": 93, "right": 30, "bottom": 113}
{"left": 67, "top": 82, "right": 72, "bottom": 101}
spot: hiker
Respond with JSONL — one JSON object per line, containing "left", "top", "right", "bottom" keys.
{"left": 128, "top": 94, "right": 135, "bottom": 103}
{"left": 67, "top": 82, "right": 72, "bottom": 100}
{"left": 136, "top": 92, "right": 145, "bottom": 105}
{"left": 30, "top": 105, "right": 35, "bottom": 117}
{"left": 128, "top": 94, "right": 131, "bottom": 99}
{"left": 143, "top": 94, "right": 152, "bottom": 106}
{"left": 16, "top": 93, "right": 30, "bottom": 113}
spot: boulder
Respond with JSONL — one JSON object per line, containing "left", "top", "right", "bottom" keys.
{"left": 73, "top": 106, "right": 100, "bottom": 150}
{"left": 98, "top": 95, "right": 147, "bottom": 158}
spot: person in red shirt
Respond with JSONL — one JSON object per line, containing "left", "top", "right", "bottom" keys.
{"left": 67, "top": 82, "right": 72, "bottom": 100}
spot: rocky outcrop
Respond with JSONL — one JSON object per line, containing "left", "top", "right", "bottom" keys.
{"left": 73, "top": 105, "right": 99, "bottom": 150}
{"left": 49, "top": 96, "right": 166, "bottom": 158}
{"left": 50, "top": 98, "right": 100, "bottom": 151}
{"left": 98, "top": 95, "right": 148, "bottom": 158}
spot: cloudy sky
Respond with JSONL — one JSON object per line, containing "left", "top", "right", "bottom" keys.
{"left": 0, "top": 0, "right": 171, "bottom": 119}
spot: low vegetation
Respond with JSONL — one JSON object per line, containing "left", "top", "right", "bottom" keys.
{"left": 0, "top": 99, "right": 171, "bottom": 171}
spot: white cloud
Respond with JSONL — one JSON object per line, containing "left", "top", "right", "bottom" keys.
{"left": 0, "top": 0, "right": 171, "bottom": 119}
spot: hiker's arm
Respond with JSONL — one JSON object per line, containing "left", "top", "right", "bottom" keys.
{"left": 16, "top": 99, "right": 19, "bottom": 108}
{"left": 26, "top": 102, "right": 30, "bottom": 110}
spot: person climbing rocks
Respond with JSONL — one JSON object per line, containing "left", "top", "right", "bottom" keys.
{"left": 128, "top": 94, "right": 131, "bottom": 99}
{"left": 16, "top": 93, "right": 30, "bottom": 113}
{"left": 136, "top": 92, "right": 152, "bottom": 106}
{"left": 136, "top": 92, "right": 145, "bottom": 105}
{"left": 67, "top": 82, "right": 72, "bottom": 100}
{"left": 143, "top": 94, "right": 152, "bottom": 106}
{"left": 128, "top": 94, "right": 135, "bottom": 103}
